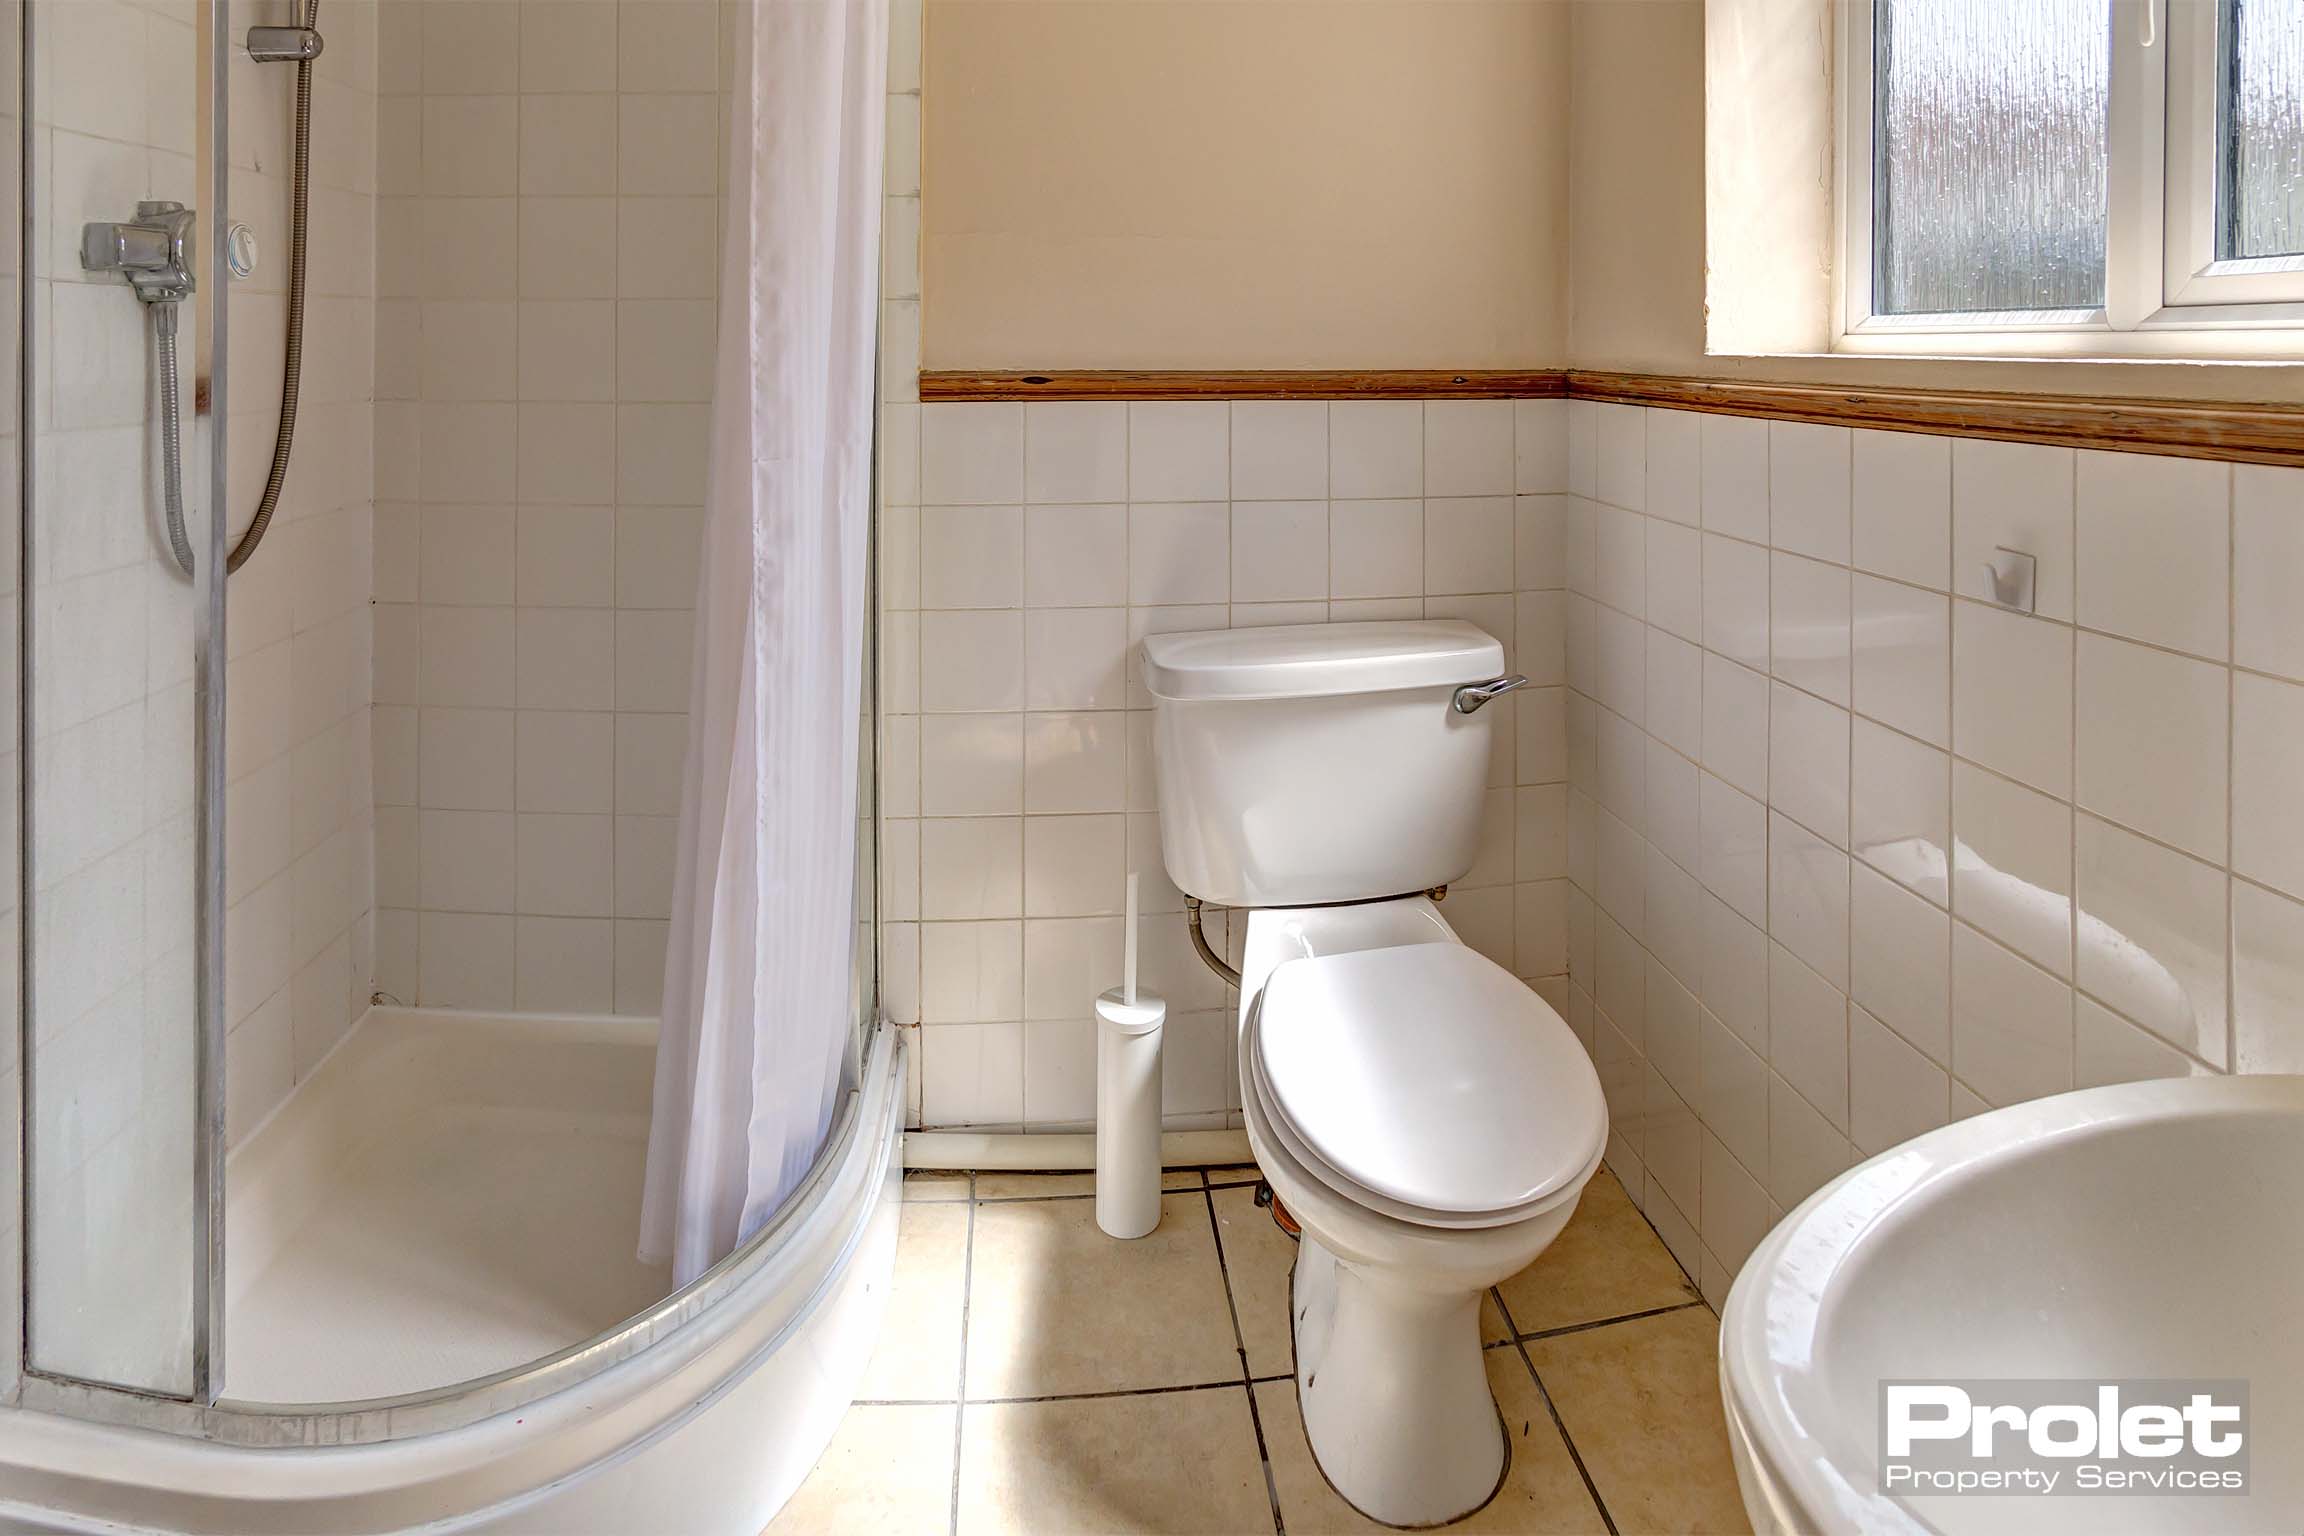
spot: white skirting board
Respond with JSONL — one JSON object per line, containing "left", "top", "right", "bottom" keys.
{"left": 902, "top": 1128, "right": 1253, "bottom": 1171}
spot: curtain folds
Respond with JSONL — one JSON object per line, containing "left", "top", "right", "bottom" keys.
{"left": 639, "top": 0, "right": 887, "bottom": 1287}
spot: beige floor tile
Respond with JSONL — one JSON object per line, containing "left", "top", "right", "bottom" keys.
{"left": 1209, "top": 1184, "right": 1297, "bottom": 1377}
{"left": 1524, "top": 1306, "right": 1749, "bottom": 1535}
{"left": 1256, "top": 1348, "right": 1609, "bottom": 1534}
{"left": 1496, "top": 1168, "right": 1701, "bottom": 1334}
{"left": 966, "top": 1192, "right": 1241, "bottom": 1398}
{"left": 975, "top": 1169, "right": 1203, "bottom": 1198}
{"left": 956, "top": 1387, "right": 1273, "bottom": 1535}
{"left": 766, "top": 1402, "right": 955, "bottom": 1534}
{"left": 1204, "top": 1162, "right": 1262, "bottom": 1184}
{"left": 858, "top": 1202, "right": 968, "bottom": 1401}
{"left": 904, "top": 1170, "right": 972, "bottom": 1201}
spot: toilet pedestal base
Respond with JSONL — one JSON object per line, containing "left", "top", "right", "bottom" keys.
{"left": 1290, "top": 1239, "right": 1507, "bottom": 1529}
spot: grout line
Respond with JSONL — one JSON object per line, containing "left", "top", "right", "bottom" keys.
{"left": 1514, "top": 1299, "right": 1711, "bottom": 1345}
{"left": 966, "top": 1378, "right": 1267, "bottom": 1407}
{"left": 946, "top": 1179, "right": 974, "bottom": 1536}
{"left": 1491, "top": 1288, "right": 1620, "bottom": 1536}
{"left": 1201, "top": 1182, "right": 1287, "bottom": 1535}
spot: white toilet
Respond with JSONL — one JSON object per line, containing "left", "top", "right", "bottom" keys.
{"left": 1142, "top": 619, "right": 1608, "bottom": 1530}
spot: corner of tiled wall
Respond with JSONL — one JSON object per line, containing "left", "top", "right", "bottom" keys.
{"left": 370, "top": 0, "right": 716, "bottom": 1020}
{"left": 881, "top": 390, "right": 1577, "bottom": 1132}
{"left": 1558, "top": 395, "right": 2304, "bottom": 1308}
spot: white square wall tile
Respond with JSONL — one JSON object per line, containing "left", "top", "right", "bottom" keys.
{"left": 1952, "top": 602, "right": 2073, "bottom": 799}
{"left": 2074, "top": 451, "right": 2229, "bottom": 659}
{"left": 1514, "top": 400, "right": 1568, "bottom": 493}
{"left": 1330, "top": 499, "right": 1424, "bottom": 599}
{"left": 1699, "top": 771, "right": 1768, "bottom": 926}
{"left": 1023, "top": 713, "right": 1125, "bottom": 815}
{"left": 2072, "top": 633, "right": 2228, "bottom": 862}
{"left": 1592, "top": 404, "right": 1646, "bottom": 511}
{"left": 1768, "top": 941, "right": 1849, "bottom": 1130}
{"left": 1852, "top": 428, "right": 1951, "bottom": 589}
{"left": 1024, "top": 403, "right": 1128, "bottom": 505}
{"left": 1771, "top": 552, "right": 1851, "bottom": 707}
{"left": 1702, "top": 533, "right": 1769, "bottom": 671}
{"left": 1128, "top": 403, "right": 1229, "bottom": 501}
{"left": 1646, "top": 520, "right": 1701, "bottom": 642}
{"left": 1951, "top": 921, "right": 2073, "bottom": 1106}
{"left": 1516, "top": 495, "right": 1568, "bottom": 591}
{"left": 1951, "top": 761, "right": 2072, "bottom": 978}
{"left": 1023, "top": 608, "right": 1127, "bottom": 711}
{"left": 1127, "top": 503, "right": 1229, "bottom": 605}
{"left": 1769, "top": 682, "right": 1850, "bottom": 848}
{"left": 1700, "top": 414, "right": 1770, "bottom": 542}
{"left": 1594, "top": 504, "right": 1647, "bottom": 618}
{"left": 1425, "top": 401, "right": 1515, "bottom": 497}
{"left": 1425, "top": 498, "right": 1515, "bottom": 595}
{"left": 2234, "top": 466, "right": 2304, "bottom": 681}
{"left": 1230, "top": 500, "right": 1328, "bottom": 603}
{"left": 919, "top": 714, "right": 1024, "bottom": 816}
{"left": 1023, "top": 814, "right": 1125, "bottom": 917}
{"left": 1229, "top": 402, "right": 1328, "bottom": 500}
{"left": 2075, "top": 815, "right": 2227, "bottom": 1067}
{"left": 920, "top": 817, "right": 1024, "bottom": 920}
{"left": 1645, "top": 409, "right": 1701, "bottom": 526}
{"left": 919, "top": 403, "right": 1024, "bottom": 505}
{"left": 2074, "top": 995, "right": 2209, "bottom": 1088}
{"left": 2233, "top": 671, "right": 2304, "bottom": 901}
{"left": 1647, "top": 630, "right": 1702, "bottom": 760}
{"left": 919, "top": 610, "right": 1024, "bottom": 713}
{"left": 1769, "top": 421, "right": 1851, "bottom": 565}
{"left": 1850, "top": 717, "right": 1950, "bottom": 905}
{"left": 1769, "top": 811, "right": 1850, "bottom": 990}
{"left": 1850, "top": 860, "right": 1950, "bottom": 1064}
{"left": 1952, "top": 438, "right": 2075, "bottom": 620}
{"left": 1024, "top": 504, "right": 1126, "bottom": 608}
{"left": 1330, "top": 402, "right": 1424, "bottom": 499}
{"left": 1701, "top": 653, "right": 1770, "bottom": 802}
{"left": 919, "top": 923, "right": 1025, "bottom": 1026}
{"left": 1849, "top": 1002, "right": 1949, "bottom": 1155}
{"left": 918, "top": 505, "right": 1022, "bottom": 609}
{"left": 1851, "top": 575, "right": 1950, "bottom": 747}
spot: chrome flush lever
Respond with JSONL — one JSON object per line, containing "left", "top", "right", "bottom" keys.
{"left": 1452, "top": 675, "right": 1528, "bottom": 715}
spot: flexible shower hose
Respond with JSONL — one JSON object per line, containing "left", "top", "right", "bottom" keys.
{"left": 157, "top": 0, "right": 316, "bottom": 578}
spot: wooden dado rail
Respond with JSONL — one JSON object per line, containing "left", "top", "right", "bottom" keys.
{"left": 917, "top": 368, "right": 2304, "bottom": 468}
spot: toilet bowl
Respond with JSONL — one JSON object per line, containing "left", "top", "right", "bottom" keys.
{"left": 1237, "top": 901, "right": 1605, "bottom": 1527}
{"left": 1140, "top": 621, "right": 1610, "bottom": 1529}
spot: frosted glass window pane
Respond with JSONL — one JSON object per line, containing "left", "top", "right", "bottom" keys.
{"left": 2222, "top": 0, "right": 2304, "bottom": 259}
{"left": 1874, "top": 0, "right": 2112, "bottom": 315}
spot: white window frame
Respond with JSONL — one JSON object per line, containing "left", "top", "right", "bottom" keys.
{"left": 1835, "top": 0, "right": 2304, "bottom": 359}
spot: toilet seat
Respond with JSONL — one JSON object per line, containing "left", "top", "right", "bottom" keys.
{"left": 1247, "top": 942, "right": 1607, "bottom": 1232}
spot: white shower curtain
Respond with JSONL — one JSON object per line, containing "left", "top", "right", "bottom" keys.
{"left": 639, "top": 0, "right": 887, "bottom": 1287}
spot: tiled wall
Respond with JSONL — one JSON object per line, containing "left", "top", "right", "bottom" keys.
{"left": 370, "top": 0, "right": 722, "bottom": 1015}
{"left": 877, "top": 397, "right": 1575, "bottom": 1130}
{"left": 223, "top": 0, "right": 381, "bottom": 1143}
{"left": 1557, "top": 398, "right": 2304, "bottom": 1305}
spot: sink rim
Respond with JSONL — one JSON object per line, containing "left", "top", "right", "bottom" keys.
{"left": 1718, "top": 1073, "right": 2304, "bottom": 1534}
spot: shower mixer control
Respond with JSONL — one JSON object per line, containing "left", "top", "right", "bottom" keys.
{"left": 80, "top": 200, "right": 197, "bottom": 304}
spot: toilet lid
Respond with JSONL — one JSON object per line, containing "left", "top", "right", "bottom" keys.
{"left": 1252, "top": 944, "right": 1607, "bottom": 1221}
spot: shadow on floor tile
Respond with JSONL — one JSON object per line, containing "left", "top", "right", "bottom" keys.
{"left": 1524, "top": 1305, "right": 1750, "bottom": 1534}
{"left": 766, "top": 1401, "right": 955, "bottom": 1534}
{"left": 956, "top": 1386, "right": 1272, "bottom": 1535}
{"left": 965, "top": 1192, "right": 1239, "bottom": 1399}
{"left": 1497, "top": 1167, "right": 1701, "bottom": 1333}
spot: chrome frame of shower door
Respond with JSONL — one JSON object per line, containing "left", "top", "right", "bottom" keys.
{"left": 10, "top": 0, "right": 234, "bottom": 1418}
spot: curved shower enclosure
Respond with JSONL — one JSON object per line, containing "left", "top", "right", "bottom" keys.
{"left": 0, "top": 0, "right": 900, "bottom": 1529}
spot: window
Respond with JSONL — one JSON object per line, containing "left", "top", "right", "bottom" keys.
{"left": 1840, "top": 0, "right": 2304, "bottom": 353}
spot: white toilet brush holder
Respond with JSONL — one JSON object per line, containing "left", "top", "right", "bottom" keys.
{"left": 1095, "top": 985, "right": 1166, "bottom": 1239}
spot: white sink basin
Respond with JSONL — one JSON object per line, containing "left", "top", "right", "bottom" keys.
{"left": 1720, "top": 1075, "right": 2304, "bottom": 1535}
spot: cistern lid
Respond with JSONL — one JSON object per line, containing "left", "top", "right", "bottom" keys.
{"left": 1253, "top": 943, "right": 1607, "bottom": 1220}
{"left": 1139, "top": 620, "right": 1503, "bottom": 703}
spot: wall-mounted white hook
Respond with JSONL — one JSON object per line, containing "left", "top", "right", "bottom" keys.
{"left": 1982, "top": 547, "right": 2038, "bottom": 614}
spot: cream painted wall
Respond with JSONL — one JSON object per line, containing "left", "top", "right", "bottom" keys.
{"left": 921, "top": 0, "right": 1571, "bottom": 369}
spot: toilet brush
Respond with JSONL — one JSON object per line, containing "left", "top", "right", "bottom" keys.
{"left": 1096, "top": 872, "right": 1166, "bottom": 1239}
